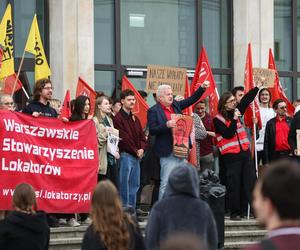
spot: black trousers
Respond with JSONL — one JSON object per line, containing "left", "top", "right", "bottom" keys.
{"left": 224, "top": 152, "right": 257, "bottom": 217}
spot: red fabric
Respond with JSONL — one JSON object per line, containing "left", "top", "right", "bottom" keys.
{"left": 208, "top": 88, "right": 219, "bottom": 117}
{"left": 76, "top": 77, "right": 97, "bottom": 116}
{"left": 182, "top": 77, "right": 193, "bottom": 116}
{"left": 60, "top": 89, "right": 71, "bottom": 119}
{"left": 243, "top": 43, "right": 262, "bottom": 129}
{"left": 121, "top": 76, "right": 149, "bottom": 129}
{"left": 182, "top": 78, "right": 197, "bottom": 166}
{"left": 113, "top": 109, "right": 147, "bottom": 156}
{"left": 268, "top": 49, "right": 295, "bottom": 117}
{"left": 0, "top": 110, "right": 98, "bottom": 213}
{"left": 198, "top": 113, "right": 214, "bottom": 156}
{"left": 190, "top": 47, "right": 216, "bottom": 100}
{"left": 275, "top": 116, "right": 290, "bottom": 151}
{"left": 2, "top": 73, "right": 23, "bottom": 94}
{"left": 160, "top": 102, "right": 174, "bottom": 121}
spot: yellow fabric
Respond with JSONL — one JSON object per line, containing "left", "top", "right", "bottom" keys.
{"left": 25, "top": 14, "right": 51, "bottom": 82}
{"left": 0, "top": 4, "right": 14, "bottom": 78}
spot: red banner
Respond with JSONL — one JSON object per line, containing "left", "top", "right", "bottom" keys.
{"left": 243, "top": 43, "right": 262, "bottom": 129}
{"left": 191, "top": 47, "right": 216, "bottom": 100}
{"left": 1, "top": 73, "right": 23, "bottom": 94}
{"left": 76, "top": 77, "right": 97, "bottom": 116}
{"left": 122, "top": 76, "right": 149, "bottom": 129}
{"left": 268, "top": 49, "right": 295, "bottom": 116}
{"left": 61, "top": 89, "right": 71, "bottom": 120}
{"left": 0, "top": 110, "right": 98, "bottom": 213}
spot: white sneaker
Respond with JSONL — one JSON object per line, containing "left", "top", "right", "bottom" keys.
{"left": 58, "top": 218, "right": 67, "bottom": 225}
{"left": 81, "top": 217, "right": 92, "bottom": 225}
{"left": 68, "top": 218, "right": 80, "bottom": 227}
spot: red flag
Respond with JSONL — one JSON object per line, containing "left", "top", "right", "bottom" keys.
{"left": 121, "top": 76, "right": 149, "bottom": 129}
{"left": 243, "top": 43, "right": 262, "bottom": 129}
{"left": 182, "top": 77, "right": 193, "bottom": 116}
{"left": 1, "top": 73, "right": 23, "bottom": 94}
{"left": 190, "top": 47, "right": 216, "bottom": 100}
{"left": 60, "top": 89, "right": 71, "bottom": 119}
{"left": 209, "top": 88, "right": 219, "bottom": 117}
{"left": 268, "top": 49, "right": 294, "bottom": 116}
{"left": 76, "top": 77, "right": 97, "bottom": 115}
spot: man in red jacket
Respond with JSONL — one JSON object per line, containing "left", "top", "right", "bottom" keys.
{"left": 243, "top": 159, "right": 300, "bottom": 250}
{"left": 113, "top": 89, "right": 147, "bottom": 210}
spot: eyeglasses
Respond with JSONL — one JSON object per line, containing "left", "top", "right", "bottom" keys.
{"left": 43, "top": 87, "right": 53, "bottom": 90}
{"left": 2, "top": 102, "right": 14, "bottom": 106}
{"left": 278, "top": 106, "right": 287, "bottom": 110}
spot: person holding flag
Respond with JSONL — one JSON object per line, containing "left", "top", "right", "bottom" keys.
{"left": 213, "top": 80, "right": 262, "bottom": 220}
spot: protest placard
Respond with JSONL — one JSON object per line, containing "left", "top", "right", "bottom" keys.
{"left": 253, "top": 68, "right": 276, "bottom": 88}
{"left": 146, "top": 64, "right": 187, "bottom": 96}
{"left": 171, "top": 114, "right": 193, "bottom": 158}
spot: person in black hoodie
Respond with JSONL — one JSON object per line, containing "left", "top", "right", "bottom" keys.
{"left": 82, "top": 180, "right": 145, "bottom": 250}
{"left": 23, "top": 78, "right": 57, "bottom": 118}
{"left": 145, "top": 163, "right": 217, "bottom": 250}
{"left": 0, "top": 183, "right": 50, "bottom": 250}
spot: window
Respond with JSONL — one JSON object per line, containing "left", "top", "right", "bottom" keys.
{"left": 120, "top": 0, "right": 197, "bottom": 68}
{"left": 274, "top": 0, "right": 300, "bottom": 100}
{"left": 93, "top": 0, "right": 233, "bottom": 99}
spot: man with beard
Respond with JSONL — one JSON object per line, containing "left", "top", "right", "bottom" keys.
{"left": 23, "top": 78, "right": 57, "bottom": 118}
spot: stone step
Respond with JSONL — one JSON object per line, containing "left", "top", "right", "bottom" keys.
{"left": 49, "top": 237, "right": 82, "bottom": 250}
{"left": 50, "top": 226, "right": 88, "bottom": 239}
{"left": 225, "top": 230, "right": 266, "bottom": 242}
{"left": 224, "top": 219, "right": 262, "bottom": 231}
{"left": 224, "top": 241, "right": 256, "bottom": 250}
{"left": 48, "top": 220, "right": 264, "bottom": 250}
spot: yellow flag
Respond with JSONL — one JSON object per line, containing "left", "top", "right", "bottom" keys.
{"left": 0, "top": 4, "right": 15, "bottom": 78}
{"left": 25, "top": 14, "right": 51, "bottom": 82}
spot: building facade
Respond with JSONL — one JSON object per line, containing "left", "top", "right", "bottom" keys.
{"left": 0, "top": 0, "right": 297, "bottom": 105}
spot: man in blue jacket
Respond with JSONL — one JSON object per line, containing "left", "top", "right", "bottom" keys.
{"left": 147, "top": 82, "right": 209, "bottom": 199}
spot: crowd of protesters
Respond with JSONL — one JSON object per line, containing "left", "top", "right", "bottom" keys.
{"left": 1, "top": 76, "right": 300, "bottom": 250}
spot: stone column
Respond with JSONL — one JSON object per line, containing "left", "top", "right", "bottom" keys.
{"left": 233, "top": 0, "right": 274, "bottom": 86}
{"left": 49, "top": 0, "right": 94, "bottom": 101}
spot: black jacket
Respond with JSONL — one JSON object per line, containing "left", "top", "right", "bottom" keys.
{"left": 263, "top": 116, "right": 292, "bottom": 164}
{"left": 147, "top": 86, "right": 205, "bottom": 157}
{"left": 288, "top": 110, "right": 300, "bottom": 154}
{"left": 0, "top": 211, "right": 50, "bottom": 250}
{"left": 145, "top": 164, "right": 218, "bottom": 250}
{"left": 23, "top": 100, "right": 58, "bottom": 118}
{"left": 81, "top": 216, "right": 145, "bottom": 250}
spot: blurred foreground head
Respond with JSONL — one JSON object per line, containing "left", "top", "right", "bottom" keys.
{"left": 253, "top": 159, "right": 300, "bottom": 229}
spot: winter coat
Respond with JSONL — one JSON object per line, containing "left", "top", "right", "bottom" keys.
{"left": 0, "top": 211, "right": 50, "bottom": 250}
{"left": 145, "top": 164, "right": 218, "bottom": 250}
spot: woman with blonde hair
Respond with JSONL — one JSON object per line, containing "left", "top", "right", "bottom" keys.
{"left": 93, "top": 95, "right": 120, "bottom": 187}
{"left": 82, "top": 180, "right": 145, "bottom": 250}
{"left": 0, "top": 183, "right": 49, "bottom": 250}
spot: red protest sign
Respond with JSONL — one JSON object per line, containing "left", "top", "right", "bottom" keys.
{"left": 0, "top": 110, "right": 98, "bottom": 213}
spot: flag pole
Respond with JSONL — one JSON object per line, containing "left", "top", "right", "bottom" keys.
{"left": 252, "top": 101, "right": 258, "bottom": 178}
{"left": 11, "top": 49, "right": 29, "bottom": 99}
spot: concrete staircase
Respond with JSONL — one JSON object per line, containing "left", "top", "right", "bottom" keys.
{"left": 49, "top": 219, "right": 266, "bottom": 250}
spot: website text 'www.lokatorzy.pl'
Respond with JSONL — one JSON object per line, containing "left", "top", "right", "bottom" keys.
{"left": 2, "top": 188, "right": 91, "bottom": 203}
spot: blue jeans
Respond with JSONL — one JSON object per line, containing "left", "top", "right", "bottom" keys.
{"left": 119, "top": 152, "right": 140, "bottom": 208}
{"left": 159, "top": 154, "right": 186, "bottom": 199}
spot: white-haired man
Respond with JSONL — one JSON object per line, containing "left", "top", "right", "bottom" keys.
{"left": 0, "top": 94, "right": 15, "bottom": 111}
{"left": 147, "top": 82, "right": 209, "bottom": 199}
